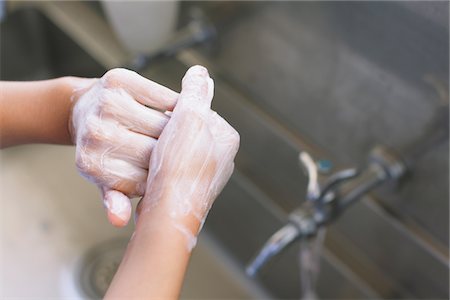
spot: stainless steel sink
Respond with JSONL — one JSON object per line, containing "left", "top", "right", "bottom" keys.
{"left": 0, "top": 144, "right": 268, "bottom": 299}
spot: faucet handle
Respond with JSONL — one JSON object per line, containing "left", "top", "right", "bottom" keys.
{"left": 299, "top": 152, "right": 320, "bottom": 201}
{"left": 320, "top": 168, "right": 359, "bottom": 198}
{"left": 247, "top": 153, "right": 358, "bottom": 277}
{"left": 298, "top": 151, "right": 358, "bottom": 206}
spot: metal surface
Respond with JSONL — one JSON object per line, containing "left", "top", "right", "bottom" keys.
{"left": 77, "top": 239, "right": 127, "bottom": 298}
{"left": 203, "top": 1, "right": 449, "bottom": 246}
{"left": 127, "top": 7, "right": 216, "bottom": 72}
{"left": 147, "top": 58, "right": 448, "bottom": 297}
{"left": 245, "top": 224, "right": 300, "bottom": 277}
{"left": 400, "top": 104, "right": 449, "bottom": 169}
{"left": 246, "top": 145, "right": 408, "bottom": 277}
{"left": 193, "top": 2, "right": 448, "bottom": 298}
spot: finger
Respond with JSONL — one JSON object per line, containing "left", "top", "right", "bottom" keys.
{"left": 206, "top": 77, "right": 214, "bottom": 105}
{"left": 102, "top": 68, "right": 179, "bottom": 111}
{"left": 104, "top": 160, "right": 148, "bottom": 197}
{"left": 85, "top": 122, "right": 156, "bottom": 169}
{"left": 109, "top": 130, "right": 157, "bottom": 169}
{"left": 178, "top": 65, "right": 214, "bottom": 110}
{"left": 102, "top": 188, "right": 132, "bottom": 227}
{"left": 207, "top": 113, "right": 239, "bottom": 198}
{"left": 103, "top": 89, "right": 170, "bottom": 138}
{"left": 77, "top": 132, "right": 148, "bottom": 196}
{"left": 97, "top": 158, "right": 148, "bottom": 196}
{"left": 208, "top": 112, "right": 240, "bottom": 155}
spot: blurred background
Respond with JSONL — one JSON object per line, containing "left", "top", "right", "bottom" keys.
{"left": 0, "top": 1, "right": 448, "bottom": 299}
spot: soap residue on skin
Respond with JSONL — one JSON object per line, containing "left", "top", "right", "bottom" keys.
{"left": 70, "top": 68, "right": 179, "bottom": 227}
{"left": 140, "top": 66, "right": 239, "bottom": 251}
{"left": 104, "top": 190, "right": 132, "bottom": 224}
{"left": 172, "top": 222, "right": 198, "bottom": 252}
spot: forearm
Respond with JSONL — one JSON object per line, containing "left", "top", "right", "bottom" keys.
{"left": 0, "top": 77, "right": 91, "bottom": 147}
{"left": 104, "top": 65, "right": 238, "bottom": 299}
{"left": 105, "top": 194, "right": 201, "bottom": 299}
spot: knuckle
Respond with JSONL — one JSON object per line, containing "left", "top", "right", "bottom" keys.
{"left": 230, "top": 128, "right": 240, "bottom": 146}
{"left": 85, "top": 119, "right": 101, "bottom": 140}
{"left": 135, "top": 144, "right": 152, "bottom": 165}
{"left": 210, "top": 112, "right": 240, "bottom": 147}
{"left": 97, "top": 93, "right": 115, "bottom": 116}
{"left": 80, "top": 119, "right": 106, "bottom": 148}
{"left": 221, "top": 120, "right": 240, "bottom": 145}
{"left": 102, "top": 68, "right": 130, "bottom": 88}
{"left": 75, "top": 149, "right": 98, "bottom": 178}
{"left": 97, "top": 93, "right": 110, "bottom": 107}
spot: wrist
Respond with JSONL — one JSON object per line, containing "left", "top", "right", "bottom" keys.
{"left": 61, "top": 76, "right": 97, "bottom": 145}
{"left": 107, "top": 194, "right": 193, "bottom": 299}
{"left": 138, "top": 192, "right": 204, "bottom": 250}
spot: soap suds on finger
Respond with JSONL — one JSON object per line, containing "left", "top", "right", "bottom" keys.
{"left": 104, "top": 190, "right": 132, "bottom": 227}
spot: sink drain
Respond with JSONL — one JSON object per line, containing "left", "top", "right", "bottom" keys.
{"left": 77, "top": 238, "right": 128, "bottom": 298}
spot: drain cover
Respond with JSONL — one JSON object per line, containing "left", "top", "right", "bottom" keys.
{"left": 77, "top": 238, "right": 128, "bottom": 298}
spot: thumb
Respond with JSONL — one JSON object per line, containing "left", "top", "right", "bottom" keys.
{"left": 178, "top": 65, "right": 214, "bottom": 110}
{"left": 101, "top": 187, "right": 132, "bottom": 227}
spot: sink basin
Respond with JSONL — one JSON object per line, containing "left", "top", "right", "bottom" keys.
{"left": 0, "top": 145, "right": 267, "bottom": 298}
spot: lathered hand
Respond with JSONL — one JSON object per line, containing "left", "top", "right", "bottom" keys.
{"left": 70, "top": 68, "right": 178, "bottom": 227}
{"left": 138, "top": 65, "right": 240, "bottom": 250}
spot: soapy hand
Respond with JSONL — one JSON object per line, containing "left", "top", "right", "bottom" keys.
{"left": 70, "top": 68, "right": 178, "bottom": 227}
{"left": 138, "top": 65, "right": 240, "bottom": 250}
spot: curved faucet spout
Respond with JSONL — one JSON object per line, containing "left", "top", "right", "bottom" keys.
{"left": 245, "top": 146, "right": 406, "bottom": 277}
{"left": 246, "top": 224, "right": 300, "bottom": 277}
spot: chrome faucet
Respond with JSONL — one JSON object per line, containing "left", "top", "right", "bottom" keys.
{"left": 246, "top": 102, "right": 448, "bottom": 277}
{"left": 246, "top": 146, "right": 407, "bottom": 276}
{"left": 128, "top": 7, "right": 216, "bottom": 72}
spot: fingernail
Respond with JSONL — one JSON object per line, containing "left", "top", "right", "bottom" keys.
{"left": 187, "top": 65, "right": 208, "bottom": 77}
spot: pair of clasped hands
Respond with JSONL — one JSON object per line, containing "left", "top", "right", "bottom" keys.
{"left": 0, "top": 65, "right": 238, "bottom": 298}
{"left": 72, "top": 65, "right": 239, "bottom": 233}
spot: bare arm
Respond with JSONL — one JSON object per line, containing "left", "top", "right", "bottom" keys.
{"left": 0, "top": 77, "right": 89, "bottom": 147}
{"left": 105, "top": 196, "right": 199, "bottom": 299}
{"left": 0, "top": 71, "right": 179, "bottom": 226}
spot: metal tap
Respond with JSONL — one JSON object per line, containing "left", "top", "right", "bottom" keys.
{"left": 246, "top": 145, "right": 407, "bottom": 276}
{"left": 128, "top": 7, "right": 216, "bottom": 72}
{"left": 246, "top": 103, "right": 448, "bottom": 277}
